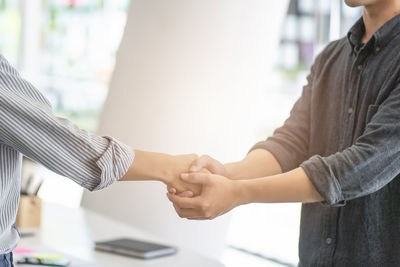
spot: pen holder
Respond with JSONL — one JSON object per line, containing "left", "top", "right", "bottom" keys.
{"left": 16, "top": 195, "right": 42, "bottom": 233}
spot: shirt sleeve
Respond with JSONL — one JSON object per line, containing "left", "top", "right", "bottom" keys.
{"left": 300, "top": 82, "right": 400, "bottom": 206}
{"left": 249, "top": 59, "right": 315, "bottom": 172}
{"left": 0, "top": 56, "right": 134, "bottom": 191}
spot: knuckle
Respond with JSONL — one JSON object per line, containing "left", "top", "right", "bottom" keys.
{"left": 198, "top": 155, "right": 208, "bottom": 162}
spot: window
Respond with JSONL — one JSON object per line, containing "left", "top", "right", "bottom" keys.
{"left": 0, "top": 0, "right": 21, "bottom": 65}
{"left": 1, "top": 0, "right": 130, "bottom": 207}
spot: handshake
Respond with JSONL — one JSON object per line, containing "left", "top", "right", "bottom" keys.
{"left": 123, "top": 149, "right": 321, "bottom": 220}
{"left": 162, "top": 154, "right": 243, "bottom": 221}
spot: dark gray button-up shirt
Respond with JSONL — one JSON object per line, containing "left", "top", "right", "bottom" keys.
{"left": 252, "top": 15, "right": 400, "bottom": 266}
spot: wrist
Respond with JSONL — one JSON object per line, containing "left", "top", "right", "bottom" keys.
{"left": 225, "top": 161, "right": 246, "bottom": 180}
{"left": 231, "top": 179, "right": 253, "bottom": 206}
{"left": 120, "top": 150, "right": 175, "bottom": 182}
{"left": 161, "top": 153, "right": 198, "bottom": 185}
{"left": 157, "top": 154, "right": 177, "bottom": 184}
{"left": 224, "top": 163, "right": 234, "bottom": 178}
{"left": 224, "top": 162, "right": 241, "bottom": 179}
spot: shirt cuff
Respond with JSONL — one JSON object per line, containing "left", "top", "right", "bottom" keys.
{"left": 300, "top": 155, "right": 346, "bottom": 207}
{"left": 83, "top": 137, "right": 135, "bottom": 191}
{"left": 249, "top": 139, "right": 302, "bottom": 173}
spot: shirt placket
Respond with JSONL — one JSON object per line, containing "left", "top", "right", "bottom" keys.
{"left": 343, "top": 48, "right": 366, "bottom": 147}
{"left": 319, "top": 208, "right": 340, "bottom": 267}
{"left": 321, "top": 48, "right": 367, "bottom": 267}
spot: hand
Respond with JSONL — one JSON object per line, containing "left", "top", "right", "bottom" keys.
{"left": 164, "top": 154, "right": 202, "bottom": 195}
{"left": 189, "top": 155, "right": 229, "bottom": 177}
{"left": 120, "top": 151, "right": 201, "bottom": 195}
{"left": 167, "top": 154, "right": 227, "bottom": 195}
{"left": 167, "top": 172, "right": 243, "bottom": 220}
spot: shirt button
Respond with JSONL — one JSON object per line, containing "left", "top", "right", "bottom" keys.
{"left": 348, "top": 107, "right": 353, "bottom": 114}
{"left": 357, "top": 64, "right": 363, "bottom": 71}
{"left": 375, "top": 46, "right": 380, "bottom": 52}
{"left": 326, "top": 238, "right": 333, "bottom": 245}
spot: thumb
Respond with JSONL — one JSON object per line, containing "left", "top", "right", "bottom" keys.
{"left": 200, "top": 168, "right": 211, "bottom": 174}
{"left": 189, "top": 155, "right": 213, "bottom": 172}
{"left": 177, "top": 191, "right": 194, "bottom": 198}
{"left": 181, "top": 173, "right": 210, "bottom": 185}
{"left": 189, "top": 159, "right": 203, "bottom": 172}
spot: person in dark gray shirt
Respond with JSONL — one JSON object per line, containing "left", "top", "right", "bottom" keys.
{"left": 168, "top": 1, "right": 400, "bottom": 266}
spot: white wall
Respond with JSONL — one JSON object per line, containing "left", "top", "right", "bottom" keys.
{"left": 81, "top": 0, "right": 287, "bottom": 259}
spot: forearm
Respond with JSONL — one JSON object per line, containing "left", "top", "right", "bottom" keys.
{"left": 0, "top": 72, "right": 135, "bottom": 191}
{"left": 235, "top": 167, "right": 323, "bottom": 204}
{"left": 120, "top": 150, "right": 174, "bottom": 182}
{"left": 225, "top": 149, "right": 282, "bottom": 180}
{"left": 167, "top": 166, "right": 323, "bottom": 220}
{"left": 120, "top": 150, "right": 201, "bottom": 194}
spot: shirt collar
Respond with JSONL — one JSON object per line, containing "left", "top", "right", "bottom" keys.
{"left": 347, "top": 14, "right": 400, "bottom": 52}
{"left": 347, "top": 16, "right": 365, "bottom": 51}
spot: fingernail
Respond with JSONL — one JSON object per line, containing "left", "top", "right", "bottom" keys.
{"left": 168, "top": 188, "right": 176, "bottom": 194}
{"left": 181, "top": 173, "right": 189, "bottom": 179}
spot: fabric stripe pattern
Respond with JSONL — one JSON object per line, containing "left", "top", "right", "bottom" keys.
{"left": 0, "top": 54, "right": 134, "bottom": 253}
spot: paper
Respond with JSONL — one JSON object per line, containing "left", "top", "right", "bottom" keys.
{"left": 13, "top": 247, "right": 36, "bottom": 254}
{"left": 13, "top": 246, "right": 94, "bottom": 267}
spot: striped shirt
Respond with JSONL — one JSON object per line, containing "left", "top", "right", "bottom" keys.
{"left": 0, "top": 54, "right": 135, "bottom": 253}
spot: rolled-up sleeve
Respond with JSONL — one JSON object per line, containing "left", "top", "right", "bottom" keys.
{"left": 249, "top": 61, "right": 314, "bottom": 172}
{"left": 301, "top": 83, "right": 400, "bottom": 206}
{"left": 0, "top": 56, "right": 134, "bottom": 191}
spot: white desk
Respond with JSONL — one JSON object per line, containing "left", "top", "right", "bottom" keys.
{"left": 18, "top": 203, "right": 224, "bottom": 267}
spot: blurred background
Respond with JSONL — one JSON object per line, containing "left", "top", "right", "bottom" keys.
{"left": 1, "top": 0, "right": 361, "bottom": 266}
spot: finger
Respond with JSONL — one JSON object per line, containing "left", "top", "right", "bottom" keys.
{"left": 173, "top": 205, "right": 203, "bottom": 219}
{"left": 180, "top": 172, "right": 211, "bottom": 185}
{"left": 189, "top": 155, "right": 214, "bottom": 172}
{"left": 177, "top": 191, "right": 194, "bottom": 198}
{"left": 190, "top": 155, "right": 224, "bottom": 175}
{"left": 187, "top": 211, "right": 221, "bottom": 220}
{"left": 187, "top": 217, "right": 210, "bottom": 220}
{"left": 172, "top": 201, "right": 211, "bottom": 220}
{"left": 168, "top": 187, "right": 177, "bottom": 194}
{"left": 189, "top": 157, "right": 204, "bottom": 172}
{"left": 167, "top": 192, "right": 199, "bottom": 209}
{"left": 174, "top": 207, "right": 210, "bottom": 220}
{"left": 200, "top": 168, "right": 211, "bottom": 174}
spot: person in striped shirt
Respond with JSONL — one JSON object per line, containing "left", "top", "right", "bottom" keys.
{"left": 0, "top": 54, "right": 199, "bottom": 266}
